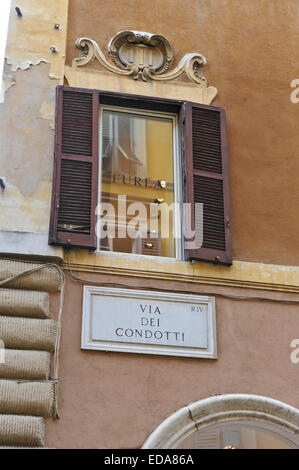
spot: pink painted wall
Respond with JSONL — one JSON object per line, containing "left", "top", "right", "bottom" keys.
{"left": 46, "top": 274, "right": 299, "bottom": 448}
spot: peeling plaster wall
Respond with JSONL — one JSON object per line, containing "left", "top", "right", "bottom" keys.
{"left": 0, "top": 62, "right": 58, "bottom": 233}
{"left": 0, "top": 0, "right": 68, "bottom": 235}
{"left": 6, "top": 0, "right": 68, "bottom": 79}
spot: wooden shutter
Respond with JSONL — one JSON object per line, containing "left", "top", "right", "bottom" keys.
{"left": 183, "top": 102, "right": 232, "bottom": 265}
{"left": 49, "top": 86, "right": 99, "bottom": 249}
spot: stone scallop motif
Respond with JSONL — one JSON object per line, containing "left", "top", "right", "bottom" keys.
{"left": 73, "top": 30, "right": 217, "bottom": 93}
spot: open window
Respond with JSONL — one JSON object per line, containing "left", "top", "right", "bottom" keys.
{"left": 49, "top": 86, "right": 232, "bottom": 265}
{"left": 99, "top": 105, "right": 179, "bottom": 259}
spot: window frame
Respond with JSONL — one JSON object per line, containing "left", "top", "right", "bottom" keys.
{"left": 49, "top": 85, "right": 232, "bottom": 266}
{"left": 98, "top": 103, "right": 183, "bottom": 260}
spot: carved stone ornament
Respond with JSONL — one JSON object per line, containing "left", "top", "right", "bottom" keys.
{"left": 73, "top": 30, "right": 216, "bottom": 90}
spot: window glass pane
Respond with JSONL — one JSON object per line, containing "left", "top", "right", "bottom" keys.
{"left": 180, "top": 423, "right": 295, "bottom": 449}
{"left": 99, "top": 109, "right": 176, "bottom": 257}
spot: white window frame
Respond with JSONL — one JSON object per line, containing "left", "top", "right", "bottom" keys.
{"left": 97, "top": 105, "right": 183, "bottom": 260}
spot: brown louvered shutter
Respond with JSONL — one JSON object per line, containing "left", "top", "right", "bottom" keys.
{"left": 49, "top": 86, "right": 99, "bottom": 249}
{"left": 183, "top": 102, "right": 232, "bottom": 265}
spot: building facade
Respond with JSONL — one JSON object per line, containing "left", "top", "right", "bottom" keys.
{"left": 1, "top": 0, "right": 299, "bottom": 449}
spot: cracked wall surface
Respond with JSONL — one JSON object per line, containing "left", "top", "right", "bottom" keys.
{"left": 0, "top": 0, "right": 68, "bottom": 237}
{"left": 6, "top": 0, "right": 68, "bottom": 79}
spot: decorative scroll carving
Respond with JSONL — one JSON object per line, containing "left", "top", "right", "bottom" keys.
{"left": 143, "top": 53, "right": 207, "bottom": 86}
{"left": 74, "top": 37, "right": 139, "bottom": 78}
{"left": 74, "top": 30, "right": 216, "bottom": 92}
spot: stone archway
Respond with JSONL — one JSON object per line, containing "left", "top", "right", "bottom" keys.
{"left": 142, "top": 394, "right": 299, "bottom": 449}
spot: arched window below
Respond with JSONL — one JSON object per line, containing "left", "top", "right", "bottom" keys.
{"left": 180, "top": 420, "right": 296, "bottom": 449}
{"left": 142, "top": 394, "right": 299, "bottom": 449}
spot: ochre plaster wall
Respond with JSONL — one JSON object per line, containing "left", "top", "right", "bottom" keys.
{"left": 66, "top": 0, "right": 299, "bottom": 266}
{"left": 46, "top": 274, "right": 299, "bottom": 449}
{"left": 0, "top": 0, "right": 68, "bottom": 234}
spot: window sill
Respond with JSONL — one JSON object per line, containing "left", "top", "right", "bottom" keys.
{"left": 95, "top": 250, "right": 181, "bottom": 263}
{"left": 63, "top": 249, "right": 299, "bottom": 294}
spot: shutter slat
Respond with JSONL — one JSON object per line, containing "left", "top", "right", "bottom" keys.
{"left": 49, "top": 86, "right": 99, "bottom": 249}
{"left": 192, "top": 106, "right": 223, "bottom": 174}
{"left": 61, "top": 90, "right": 93, "bottom": 157}
{"left": 184, "top": 102, "right": 232, "bottom": 265}
{"left": 57, "top": 159, "right": 92, "bottom": 234}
